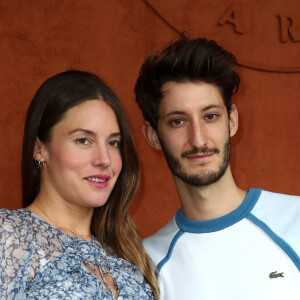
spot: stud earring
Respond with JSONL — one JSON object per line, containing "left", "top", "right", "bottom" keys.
{"left": 35, "top": 159, "right": 41, "bottom": 168}
{"left": 35, "top": 159, "right": 45, "bottom": 168}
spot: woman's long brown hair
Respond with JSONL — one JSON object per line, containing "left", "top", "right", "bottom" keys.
{"left": 22, "top": 70, "right": 159, "bottom": 298}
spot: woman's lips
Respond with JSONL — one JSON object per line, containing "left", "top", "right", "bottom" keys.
{"left": 84, "top": 175, "right": 111, "bottom": 188}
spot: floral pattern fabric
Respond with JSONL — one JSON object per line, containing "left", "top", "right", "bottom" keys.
{"left": 0, "top": 209, "right": 154, "bottom": 300}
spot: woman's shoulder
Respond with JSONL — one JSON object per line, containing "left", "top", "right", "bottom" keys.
{"left": 0, "top": 208, "right": 35, "bottom": 239}
{"left": 0, "top": 208, "right": 28, "bottom": 225}
{"left": 0, "top": 207, "right": 26, "bottom": 216}
{"left": 0, "top": 209, "right": 34, "bottom": 260}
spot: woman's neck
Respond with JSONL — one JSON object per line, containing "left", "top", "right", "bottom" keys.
{"left": 27, "top": 192, "right": 93, "bottom": 241}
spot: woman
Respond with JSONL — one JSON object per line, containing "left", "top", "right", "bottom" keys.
{"left": 0, "top": 71, "right": 158, "bottom": 299}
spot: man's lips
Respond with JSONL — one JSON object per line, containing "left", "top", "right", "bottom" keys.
{"left": 181, "top": 146, "right": 219, "bottom": 158}
{"left": 185, "top": 153, "right": 214, "bottom": 162}
{"left": 186, "top": 153, "right": 214, "bottom": 159}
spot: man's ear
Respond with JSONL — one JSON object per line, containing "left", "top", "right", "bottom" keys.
{"left": 142, "top": 121, "right": 162, "bottom": 150}
{"left": 33, "top": 138, "right": 48, "bottom": 162}
{"left": 229, "top": 104, "right": 238, "bottom": 137}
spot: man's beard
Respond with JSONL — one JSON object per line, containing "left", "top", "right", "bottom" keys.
{"left": 160, "top": 138, "right": 231, "bottom": 187}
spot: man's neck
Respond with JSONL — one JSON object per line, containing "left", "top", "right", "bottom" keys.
{"left": 173, "top": 167, "right": 247, "bottom": 221}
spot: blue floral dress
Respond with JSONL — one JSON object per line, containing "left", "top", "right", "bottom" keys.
{"left": 0, "top": 209, "right": 154, "bottom": 299}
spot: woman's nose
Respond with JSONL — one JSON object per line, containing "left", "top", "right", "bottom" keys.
{"left": 92, "top": 145, "right": 111, "bottom": 168}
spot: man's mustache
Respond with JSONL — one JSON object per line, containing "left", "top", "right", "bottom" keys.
{"left": 181, "top": 146, "right": 220, "bottom": 158}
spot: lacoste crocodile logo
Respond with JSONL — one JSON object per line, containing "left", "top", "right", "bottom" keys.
{"left": 269, "top": 271, "right": 284, "bottom": 278}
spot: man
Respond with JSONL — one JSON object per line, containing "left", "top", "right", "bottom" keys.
{"left": 134, "top": 37, "right": 300, "bottom": 299}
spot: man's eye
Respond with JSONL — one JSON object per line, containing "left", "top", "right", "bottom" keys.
{"left": 75, "top": 137, "right": 90, "bottom": 145}
{"left": 205, "top": 114, "right": 218, "bottom": 120}
{"left": 170, "top": 119, "right": 184, "bottom": 126}
{"left": 109, "top": 140, "right": 121, "bottom": 148}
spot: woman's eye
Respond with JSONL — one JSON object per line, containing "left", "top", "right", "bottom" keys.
{"left": 205, "top": 114, "right": 218, "bottom": 120}
{"left": 109, "top": 140, "right": 121, "bottom": 148}
{"left": 75, "top": 137, "right": 90, "bottom": 145}
{"left": 170, "top": 119, "right": 184, "bottom": 126}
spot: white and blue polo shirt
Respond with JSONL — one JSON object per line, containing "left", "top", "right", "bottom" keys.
{"left": 144, "top": 189, "right": 300, "bottom": 300}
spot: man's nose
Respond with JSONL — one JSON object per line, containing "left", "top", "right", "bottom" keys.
{"left": 188, "top": 122, "right": 208, "bottom": 148}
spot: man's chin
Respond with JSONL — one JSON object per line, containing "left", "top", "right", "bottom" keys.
{"left": 172, "top": 165, "right": 229, "bottom": 187}
{"left": 178, "top": 165, "right": 218, "bottom": 176}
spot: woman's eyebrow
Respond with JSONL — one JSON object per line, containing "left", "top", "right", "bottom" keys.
{"left": 68, "top": 128, "right": 121, "bottom": 138}
{"left": 68, "top": 128, "right": 96, "bottom": 136}
{"left": 108, "top": 132, "right": 121, "bottom": 138}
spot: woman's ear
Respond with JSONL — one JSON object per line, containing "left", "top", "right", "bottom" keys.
{"left": 33, "top": 138, "right": 48, "bottom": 162}
{"left": 142, "top": 121, "right": 162, "bottom": 150}
{"left": 229, "top": 104, "right": 239, "bottom": 137}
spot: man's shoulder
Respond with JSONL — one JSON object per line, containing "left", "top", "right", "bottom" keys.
{"left": 261, "top": 189, "right": 300, "bottom": 200}
{"left": 143, "top": 215, "right": 180, "bottom": 266}
{"left": 252, "top": 189, "right": 300, "bottom": 258}
{"left": 253, "top": 189, "right": 300, "bottom": 216}
{"left": 251, "top": 189, "right": 300, "bottom": 227}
